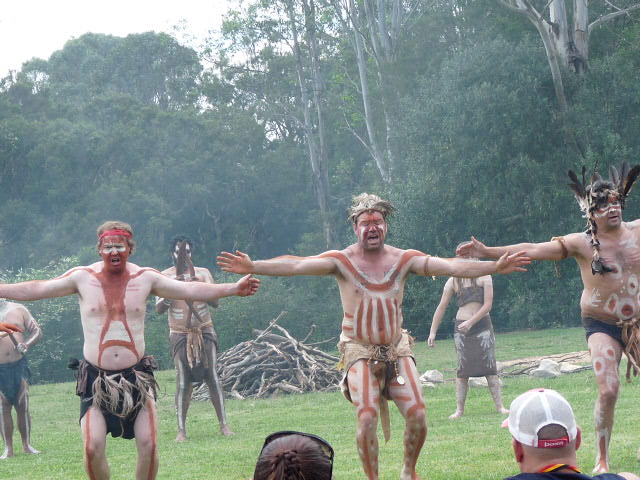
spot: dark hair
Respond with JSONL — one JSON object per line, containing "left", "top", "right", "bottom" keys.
{"left": 253, "top": 433, "right": 333, "bottom": 480}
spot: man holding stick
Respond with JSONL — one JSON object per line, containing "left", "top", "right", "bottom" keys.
{"left": 0, "top": 300, "right": 41, "bottom": 459}
{"left": 457, "top": 163, "right": 640, "bottom": 473}
{"left": 218, "top": 193, "right": 530, "bottom": 480}
{"left": 156, "top": 236, "right": 233, "bottom": 442}
{"left": 0, "top": 221, "right": 259, "bottom": 480}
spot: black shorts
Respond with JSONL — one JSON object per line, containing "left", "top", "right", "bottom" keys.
{"left": 582, "top": 317, "right": 625, "bottom": 347}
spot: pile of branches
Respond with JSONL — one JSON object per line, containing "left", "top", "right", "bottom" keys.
{"left": 193, "top": 312, "right": 341, "bottom": 400}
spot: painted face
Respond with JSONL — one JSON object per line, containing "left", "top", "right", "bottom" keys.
{"left": 354, "top": 211, "right": 387, "bottom": 250}
{"left": 593, "top": 194, "right": 621, "bottom": 218}
{"left": 99, "top": 235, "right": 130, "bottom": 273}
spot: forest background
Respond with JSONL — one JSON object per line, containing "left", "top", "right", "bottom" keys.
{"left": 1, "top": 0, "right": 639, "bottom": 383}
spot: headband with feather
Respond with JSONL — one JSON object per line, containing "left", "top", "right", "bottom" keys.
{"left": 567, "top": 161, "right": 640, "bottom": 275}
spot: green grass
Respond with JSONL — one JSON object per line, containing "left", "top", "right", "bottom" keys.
{"left": 3, "top": 327, "right": 640, "bottom": 479}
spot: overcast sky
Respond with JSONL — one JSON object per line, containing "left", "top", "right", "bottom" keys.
{"left": 1, "top": 0, "right": 231, "bottom": 75}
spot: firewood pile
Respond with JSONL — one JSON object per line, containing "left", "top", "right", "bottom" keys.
{"left": 192, "top": 312, "right": 342, "bottom": 400}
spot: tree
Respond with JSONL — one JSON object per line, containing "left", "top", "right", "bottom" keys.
{"left": 497, "top": 0, "right": 640, "bottom": 112}
{"left": 329, "top": 0, "right": 422, "bottom": 183}
{"left": 217, "top": 0, "right": 338, "bottom": 248}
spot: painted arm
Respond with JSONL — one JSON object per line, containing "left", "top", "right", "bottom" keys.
{"left": 154, "top": 267, "right": 173, "bottom": 313}
{"left": 457, "top": 276, "right": 493, "bottom": 334}
{"left": 0, "top": 271, "right": 78, "bottom": 301}
{"left": 151, "top": 270, "right": 259, "bottom": 302}
{"left": 424, "top": 252, "right": 530, "bottom": 277}
{"left": 456, "top": 236, "right": 570, "bottom": 261}
{"left": 428, "top": 278, "right": 454, "bottom": 347}
{"left": 16, "top": 308, "right": 42, "bottom": 354}
{"left": 216, "top": 250, "right": 337, "bottom": 277}
{"left": 203, "top": 268, "right": 219, "bottom": 308}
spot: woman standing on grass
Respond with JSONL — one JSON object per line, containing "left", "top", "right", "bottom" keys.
{"left": 427, "top": 247, "right": 508, "bottom": 419}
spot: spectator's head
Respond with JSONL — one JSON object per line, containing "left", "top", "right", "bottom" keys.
{"left": 253, "top": 431, "right": 333, "bottom": 480}
{"left": 503, "top": 388, "right": 581, "bottom": 472}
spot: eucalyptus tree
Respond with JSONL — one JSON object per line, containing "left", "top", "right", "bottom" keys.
{"left": 216, "top": 0, "right": 338, "bottom": 248}
{"left": 328, "top": 0, "right": 424, "bottom": 184}
{"left": 497, "top": 0, "right": 640, "bottom": 112}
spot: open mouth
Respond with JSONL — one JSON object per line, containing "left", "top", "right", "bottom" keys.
{"left": 110, "top": 257, "right": 121, "bottom": 265}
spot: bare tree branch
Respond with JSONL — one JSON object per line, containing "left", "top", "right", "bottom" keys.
{"left": 590, "top": 3, "right": 640, "bottom": 32}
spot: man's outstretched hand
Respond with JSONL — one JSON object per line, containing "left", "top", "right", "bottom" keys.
{"left": 235, "top": 274, "right": 260, "bottom": 297}
{"left": 496, "top": 251, "right": 530, "bottom": 274}
{"left": 0, "top": 322, "right": 22, "bottom": 334}
{"left": 456, "top": 236, "right": 487, "bottom": 258}
{"left": 217, "top": 250, "right": 254, "bottom": 274}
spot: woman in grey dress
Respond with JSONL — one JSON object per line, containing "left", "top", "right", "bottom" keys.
{"left": 428, "top": 252, "right": 508, "bottom": 419}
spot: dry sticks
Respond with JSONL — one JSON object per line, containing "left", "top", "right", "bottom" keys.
{"left": 193, "top": 312, "right": 341, "bottom": 400}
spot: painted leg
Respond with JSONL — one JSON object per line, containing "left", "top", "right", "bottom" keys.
{"left": 80, "top": 407, "right": 110, "bottom": 480}
{"left": 15, "top": 381, "right": 39, "bottom": 454}
{"left": 449, "top": 378, "right": 468, "bottom": 419}
{"left": 347, "top": 360, "right": 381, "bottom": 480}
{"left": 486, "top": 375, "right": 509, "bottom": 415}
{"left": 174, "top": 357, "right": 193, "bottom": 443}
{"left": 588, "top": 334, "right": 622, "bottom": 474}
{"left": 390, "top": 357, "right": 426, "bottom": 480}
{"left": 0, "top": 395, "right": 14, "bottom": 459}
{"left": 134, "top": 399, "right": 158, "bottom": 480}
{"left": 204, "top": 341, "right": 233, "bottom": 436}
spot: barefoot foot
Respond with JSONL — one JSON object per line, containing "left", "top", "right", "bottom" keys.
{"left": 448, "top": 410, "right": 463, "bottom": 420}
{"left": 175, "top": 431, "right": 187, "bottom": 443}
{"left": 220, "top": 424, "right": 235, "bottom": 436}
{"left": 593, "top": 461, "right": 609, "bottom": 474}
{"left": 0, "top": 448, "right": 13, "bottom": 459}
{"left": 23, "top": 444, "right": 40, "bottom": 454}
{"left": 497, "top": 407, "right": 509, "bottom": 415}
{"left": 400, "top": 466, "right": 421, "bottom": 480}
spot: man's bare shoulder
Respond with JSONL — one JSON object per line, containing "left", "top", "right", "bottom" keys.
{"left": 160, "top": 266, "right": 176, "bottom": 276}
{"left": 624, "top": 218, "right": 640, "bottom": 229}
{"left": 561, "top": 232, "right": 591, "bottom": 255}
{"left": 128, "top": 263, "right": 162, "bottom": 276}
{"left": 4, "top": 302, "right": 30, "bottom": 319}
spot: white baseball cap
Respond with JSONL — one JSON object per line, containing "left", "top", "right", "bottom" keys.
{"left": 503, "top": 388, "right": 578, "bottom": 448}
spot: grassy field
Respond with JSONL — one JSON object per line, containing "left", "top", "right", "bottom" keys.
{"left": 3, "top": 327, "right": 640, "bottom": 479}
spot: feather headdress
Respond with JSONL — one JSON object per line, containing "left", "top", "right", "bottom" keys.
{"left": 567, "top": 161, "right": 640, "bottom": 275}
{"left": 348, "top": 193, "right": 395, "bottom": 224}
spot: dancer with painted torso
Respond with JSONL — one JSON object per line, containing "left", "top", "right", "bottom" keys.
{"left": 428, "top": 250, "right": 508, "bottom": 419}
{"left": 0, "top": 221, "right": 259, "bottom": 480}
{"left": 0, "top": 300, "right": 41, "bottom": 459}
{"left": 457, "top": 163, "right": 640, "bottom": 474}
{"left": 155, "top": 236, "right": 233, "bottom": 442}
{"left": 217, "top": 193, "right": 530, "bottom": 480}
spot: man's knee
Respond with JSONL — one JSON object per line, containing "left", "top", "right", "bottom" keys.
{"left": 405, "top": 404, "right": 426, "bottom": 430}
{"left": 84, "top": 436, "right": 106, "bottom": 461}
{"left": 356, "top": 407, "right": 378, "bottom": 432}
{"left": 598, "top": 380, "right": 620, "bottom": 405}
{"left": 136, "top": 432, "right": 158, "bottom": 456}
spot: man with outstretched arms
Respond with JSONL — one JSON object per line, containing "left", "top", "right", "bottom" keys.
{"left": 218, "top": 193, "right": 530, "bottom": 480}
{"left": 457, "top": 163, "right": 640, "bottom": 474}
{"left": 0, "top": 300, "right": 41, "bottom": 459}
{"left": 155, "top": 236, "right": 233, "bottom": 442}
{"left": 0, "top": 221, "right": 259, "bottom": 480}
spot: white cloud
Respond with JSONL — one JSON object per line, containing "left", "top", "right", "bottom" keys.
{"left": 0, "top": 0, "right": 230, "bottom": 75}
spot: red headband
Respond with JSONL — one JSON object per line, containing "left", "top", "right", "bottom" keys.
{"left": 99, "top": 229, "right": 132, "bottom": 240}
